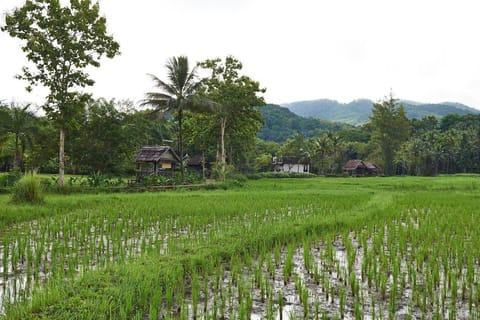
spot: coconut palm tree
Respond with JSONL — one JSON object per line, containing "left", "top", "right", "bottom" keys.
{"left": 142, "top": 56, "right": 208, "bottom": 183}
{"left": 0, "top": 103, "right": 37, "bottom": 171}
{"left": 312, "top": 134, "right": 333, "bottom": 175}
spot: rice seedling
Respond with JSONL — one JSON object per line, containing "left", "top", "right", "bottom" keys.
{"left": 0, "top": 175, "right": 478, "bottom": 319}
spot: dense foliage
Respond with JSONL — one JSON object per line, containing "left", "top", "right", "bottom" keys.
{"left": 184, "top": 56, "right": 265, "bottom": 177}
{"left": 1, "top": 95, "right": 480, "bottom": 177}
{"left": 2, "top": 0, "right": 120, "bottom": 186}
{"left": 0, "top": 99, "right": 170, "bottom": 176}
{"left": 141, "top": 56, "right": 210, "bottom": 183}
{"left": 257, "top": 104, "right": 350, "bottom": 143}
{"left": 258, "top": 97, "right": 480, "bottom": 176}
{"left": 369, "top": 95, "right": 410, "bottom": 175}
{"left": 285, "top": 98, "right": 480, "bottom": 125}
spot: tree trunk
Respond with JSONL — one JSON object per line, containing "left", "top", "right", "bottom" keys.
{"left": 59, "top": 125, "right": 65, "bottom": 187}
{"left": 215, "top": 117, "right": 228, "bottom": 181}
{"left": 220, "top": 117, "right": 227, "bottom": 165}
{"left": 216, "top": 144, "right": 221, "bottom": 164}
{"left": 178, "top": 109, "right": 185, "bottom": 183}
{"left": 13, "top": 134, "right": 20, "bottom": 171}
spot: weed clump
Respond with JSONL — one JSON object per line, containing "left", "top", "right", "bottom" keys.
{"left": 11, "top": 173, "right": 45, "bottom": 204}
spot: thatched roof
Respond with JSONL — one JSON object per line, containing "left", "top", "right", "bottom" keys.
{"left": 343, "top": 159, "right": 379, "bottom": 171}
{"left": 343, "top": 160, "right": 365, "bottom": 170}
{"left": 187, "top": 154, "right": 204, "bottom": 166}
{"left": 135, "top": 146, "right": 181, "bottom": 163}
{"left": 364, "top": 162, "right": 379, "bottom": 170}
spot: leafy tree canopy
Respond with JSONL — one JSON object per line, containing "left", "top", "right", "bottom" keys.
{"left": 195, "top": 56, "right": 266, "bottom": 169}
{"left": 369, "top": 94, "right": 410, "bottom": 175}
{"left": 2, "top": 0, "right": 120, "bottom": 186}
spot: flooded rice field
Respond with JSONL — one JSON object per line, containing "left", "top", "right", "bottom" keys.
{"left": 1, "top": 206, "right": 479, "bottom": 319}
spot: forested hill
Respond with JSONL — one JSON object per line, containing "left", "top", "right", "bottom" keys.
{"left": 257, "top": 104, "right": 352, "bottom": 143}
{"left": 283, "top": 99, "right": 480, "bottom": 125}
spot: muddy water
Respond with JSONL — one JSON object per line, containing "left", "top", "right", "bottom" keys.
{"left": 2, "top": 209, "right": 479, "bottom": 318}
{"left": 177, "top": 227, "right": 477, "bottom": 319}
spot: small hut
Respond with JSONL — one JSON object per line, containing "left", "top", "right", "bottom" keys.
{"left": 186, "top": 154, "right": 204, "bottom": 172}
{"left": 186, "top": 154, "right": 208, "bottom": 178}
{"left": 342, "top": 160, "right": 380, "bottom": 176}
{"left": 135, "top": 146, "right": 181, "bottom": 181}
{"left": 272, "top": 156, "right": 310, "bottom": 173}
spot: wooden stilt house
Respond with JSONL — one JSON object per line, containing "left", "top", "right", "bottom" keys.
{"left": 135, "top": 146, "right": 181, "bottom": 181}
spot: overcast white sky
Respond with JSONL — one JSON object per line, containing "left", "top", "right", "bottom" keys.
{"left": 1, "top": 0, "right": 480, "bottom": 110}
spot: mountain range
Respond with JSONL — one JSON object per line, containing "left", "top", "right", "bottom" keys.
{"left": 282, "top": 99, "right": 480, "bottom": 126}
{"left": 257, "top": 105, "right": 351, "bottom": 143}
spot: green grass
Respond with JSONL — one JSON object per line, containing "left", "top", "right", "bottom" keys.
{"left": 0, "top": 175, "right": 479, "bottom": 319}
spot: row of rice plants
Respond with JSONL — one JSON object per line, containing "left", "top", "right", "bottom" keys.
{"left": 1, "top": 193, "right": 359, "bottom": 314}
{"left": 2, "top": 177, "right": 478, "bottom": 318}
{"left": 168, "top": 203, "right": 479, "bottom": 319}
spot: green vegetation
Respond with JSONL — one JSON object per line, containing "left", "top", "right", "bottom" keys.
{"left": 0, "top": 104, "right": 36, "bottom": 171}
{"left": 369, "top": 94, "right": 410, "bottom": 175}
{"left": 1, "top": 85, "right": 480, "bottom": 179}
{"left": 10, "top": 173, "right": 44, "bottom": 204}
{"left": 141, "top": 56, "right": 210, "bottom": 183}
{"left": 2, "top": 4, "right": 478, "bottom": 316}
{"left": 0, "top": 175, "right": 479, "bottom": 319}
{"left": 257, "top": 104, "right": 350, "bottom": 143}
{"left": 185, "top": 56, "right": 265, "bottom": 179}
{"left": 2, "top": 0, "right": 120, "bottom": 187}
{"left": 284, "top": 98, "right": 480, "bottom": 125}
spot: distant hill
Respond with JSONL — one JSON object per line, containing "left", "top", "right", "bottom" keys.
{"left": 257, "top": 104, "right": 351, "bottom": 143}
{"left": 283, "top": 99, "right": 480, "bottom": 126}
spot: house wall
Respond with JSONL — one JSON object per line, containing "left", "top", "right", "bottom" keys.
{"left": 274, "top": 164, "right": 309, "bottom": 173}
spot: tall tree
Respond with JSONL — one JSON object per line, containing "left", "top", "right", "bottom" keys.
{"left": 369, "top": 94, "right": 410, "bottom": 175}
{"left": 198, "top": 56, "right": 265, "bottom": 176}
{"left": 2, "top": 0, "right": 120, "bottom": 186}
{"left": 142, "top": 56, "right": 209, "bottom": 183}
{"left": 311, "top": 133, "right": 333, "bottom": 175}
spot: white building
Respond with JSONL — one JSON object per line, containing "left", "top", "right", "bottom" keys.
{"left": 272, "top": 156, "right": 310, "bottom": 173}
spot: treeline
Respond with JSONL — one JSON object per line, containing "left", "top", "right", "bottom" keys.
{"left": 0, "top": 50, "right": 269, "bottom": 183}
{"left": 2, "top": 95, "right": 478, "bottom": 178}
{"left": 256, "top": 96, "right": 480, "bottom": 176}
{"left": 0, "top": 99, "right": 170, "bottom": 175}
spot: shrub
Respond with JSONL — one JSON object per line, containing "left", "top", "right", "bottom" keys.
{"left": 11, "top": 173, "right": 45, "bottom": 204}
{"left": 85, "top": 172, "right": 125, "bottom": 187}
{"left": 141, "top": 174, "right": 171, "bottom": 187}
{"left": 0, "top": 170, "right": 22, "bottom": 187}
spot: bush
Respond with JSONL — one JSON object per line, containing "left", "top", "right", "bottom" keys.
{"left": 0, "top": 170, "right": 22, "bottom": 187}
{"left": 141, "top": 174, "right": 171, "bottom": 187}
{"left": 84, "top": 172, "right": 125, "bottom": 188}
{"left": 11, "top": 173, "right": 45, "bottom": 204}
{"left": 211, "top": 163, "right": 235, "bottom": 181}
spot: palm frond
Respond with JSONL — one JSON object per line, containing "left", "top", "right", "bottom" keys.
{"left": 184, "top": 78, "right": 202, "bottom": 96}
{"left": 147, "top": 74, "right": 177, "bottom": 97}
{"left": 165, "top": 56, "right": 200, "bottom": 97}
{"left": 183, "top": 95, "right": 219, "bottom": 113}
{"left": 140, "top": 94, "right": 174, "bottom": 113}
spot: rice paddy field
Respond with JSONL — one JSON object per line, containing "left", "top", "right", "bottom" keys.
{"left": 0, "top": 175, "right": 479, "bottom": 319}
